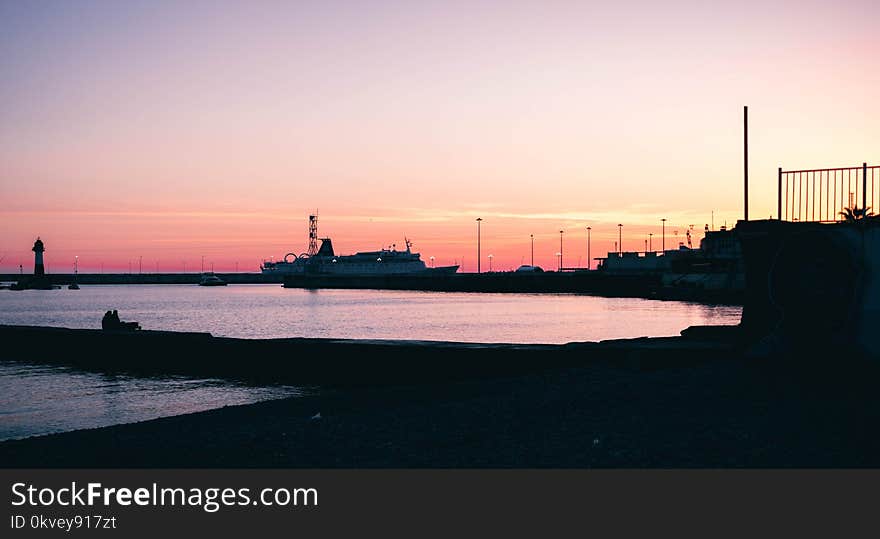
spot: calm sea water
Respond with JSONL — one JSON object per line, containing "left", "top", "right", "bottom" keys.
{"left": 0, "top": 363, "right": 307, "bottom": 441}
{"left": 0, "top": 284, "right": 740, "bottom": 342}
{"left": 0, "top": 285, "right": 741, "bottom": 440}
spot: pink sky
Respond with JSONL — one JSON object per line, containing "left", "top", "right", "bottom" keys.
{"left": 2, "top": 0, "right": 878, "bottom": 273}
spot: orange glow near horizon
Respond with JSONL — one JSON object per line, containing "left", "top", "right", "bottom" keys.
{"left": 2, "top": 1, "right": 879, "bottom": 273}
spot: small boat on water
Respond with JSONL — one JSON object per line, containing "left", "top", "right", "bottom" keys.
{"left": 68, "top": 257, "right": 80, "bottom": 289}
{"left": 198, "top": 273, "right": 227, "bottom": 286}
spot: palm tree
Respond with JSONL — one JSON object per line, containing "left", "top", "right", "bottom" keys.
{"left": 838, "top": 206, "right": 875, "bottom": 222}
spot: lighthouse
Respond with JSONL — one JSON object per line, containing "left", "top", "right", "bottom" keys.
{"left": 32, "top": 237, "right": 45, "bottom": 276}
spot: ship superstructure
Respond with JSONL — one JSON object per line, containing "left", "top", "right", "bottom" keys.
{"left": 261, "top": 215, "right": 458, "bottom": 276}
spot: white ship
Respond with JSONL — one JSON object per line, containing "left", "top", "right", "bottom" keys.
{"left": 261, "top": 215, "right": 458, "bottom": 276}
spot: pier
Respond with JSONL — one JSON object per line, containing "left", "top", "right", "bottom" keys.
{"left": 0, "top": 270, "right": 743, "bottom": 304}
{"left": 0, "top": 272, "right": 282, "bottom": 285}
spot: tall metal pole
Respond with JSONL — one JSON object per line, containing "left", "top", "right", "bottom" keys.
{"left": 586, "top": 227, "right": 591, "bottom": 270}
{"left": 778, "top": 167, "right": 783, "bottom": 220}
{"left": 617, "top": 224, "right": 622, "bottom": 254}
{"left": 744, "top": 105, "right": 749, "bottom": 222}
{"left": 476, "top": 218, "right": 482, "bottom": 273}
{"left": 530, "top": 234, "right": 534, "bottom": 267}
{"left": 559, "top": 230, "right": 563, "bottom": 270}
{"left": 863, "top": 162, "right": 868, "bottom": 211}
{"left": 649, "top": 233, "right": 653, "bottom": 252}
{"left": 661, "top": 219, "right": 666, "bottom": 253}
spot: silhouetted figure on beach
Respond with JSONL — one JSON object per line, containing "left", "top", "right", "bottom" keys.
{"left": 101, "top": 310, "right": 140, "bottom": 331}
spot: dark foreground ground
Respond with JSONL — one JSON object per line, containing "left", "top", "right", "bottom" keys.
{"left": 2, "top": 346, "right": 879, "bottom": 468}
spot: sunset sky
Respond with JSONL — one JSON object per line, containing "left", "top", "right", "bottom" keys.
{"left": 2, "top": 0, "right": 878, "bottom": 273}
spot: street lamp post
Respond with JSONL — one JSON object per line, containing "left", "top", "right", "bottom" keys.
{"left": 530, "top": 234, "right": 534, "bottom": 267}
{"left": 556, "top": 252, "right": 561, "bottom": 271}
{"left": 617, "top": 224, "right": 623, "bottom": 254}
{"left": 649, "top": 233, "right": 653, "bottom": 252}
{"left": 587, "top": 227, "right": 591, "bottom": 270}
{"left": 559, "top": 230, "right": 564, "bottom": 271}
{"left": 430, "top": 256, "right": 435, "bottom": 268}
{"left": 488, "top": 254, "right": 493, "bottom": 272}
{"left": 476, "top": 218, "right": 482, "bottom": 273}
{"left": 661, "top": 218, "right": 666, "bottom": 253}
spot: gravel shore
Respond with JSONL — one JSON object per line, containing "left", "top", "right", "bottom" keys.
{"left": 2, "top": 351, "right": 878, "bottom": 468}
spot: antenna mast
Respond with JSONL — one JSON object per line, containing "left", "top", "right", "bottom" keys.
{"left": 308, "top": 214, "right": 318, "bottom": 256}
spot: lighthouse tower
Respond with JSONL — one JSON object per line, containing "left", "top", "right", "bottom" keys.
{"left": 32, "top": 237, "right": 45, "bottom": 276}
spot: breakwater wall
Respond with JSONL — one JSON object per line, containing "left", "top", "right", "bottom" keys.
{"left": 0, "top": 273, "right": 282, "bottom": 285}
{"left": 737, "top": 218, "right": 880, "bottom": 360}
{"left": 284, "top": 271, "right": 743, "bottom": 304}
{"left": 0, "top": 271, "right": 743, "bottom": 304}
{"left": 0, "top": 325, "right": 738, "bottom": 387}
{"left": 284, "top": 270, "right": 654, "bottom": 294}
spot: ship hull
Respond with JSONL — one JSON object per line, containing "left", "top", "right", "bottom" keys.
{"left": 282, "top": 265, "right": 460, "bottom": 288}
{"left": 267, "top": 261, "right": 430, "bottom": 275}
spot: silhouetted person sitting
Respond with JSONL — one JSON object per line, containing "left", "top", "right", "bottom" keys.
{"left": 101, "top": 310, "right": 114, "bottom": 330}
{"left": 102, "top": 310, "right": 140, "bottom": 331}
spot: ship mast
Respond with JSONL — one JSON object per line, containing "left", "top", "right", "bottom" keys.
{"left": 308, "top": 214, "right": 318, "bottom": 256}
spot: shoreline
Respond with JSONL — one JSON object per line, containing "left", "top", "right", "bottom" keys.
{"left": 2, "top": 323, "right": 879, "bottom": 467}
{"left": 2, "top": 353, "right": 879, "bottom": 467}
